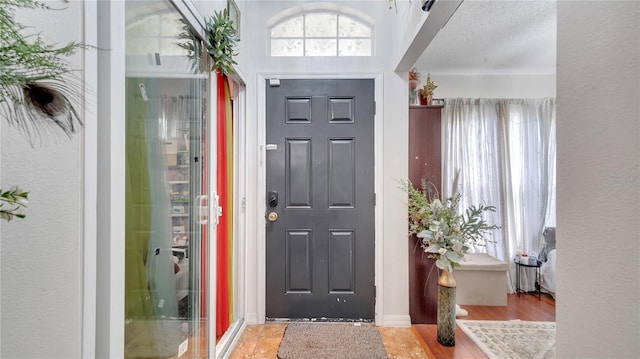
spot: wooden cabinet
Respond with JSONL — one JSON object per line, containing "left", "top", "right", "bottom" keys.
{"left": 408, "top": 105, "right": 443, "bottom": 324}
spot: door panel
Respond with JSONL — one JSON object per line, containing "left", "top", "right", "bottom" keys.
{"left": 266, "top": 79, "right": 375, "bottom": 319}
{"left": 124, "top": 1, "right": 210, "bottom": 357}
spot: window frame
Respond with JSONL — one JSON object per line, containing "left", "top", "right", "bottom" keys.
{"left": 268, "top": 10, "right": 373, "bottom": 57}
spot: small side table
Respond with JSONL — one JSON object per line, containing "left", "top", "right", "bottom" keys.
{"left": 514, "top": 260, "right": 542, "bottom": 300}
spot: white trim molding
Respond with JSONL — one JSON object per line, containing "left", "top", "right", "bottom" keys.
{"left": 82, "top": 0, "right": 98, "bottom": 357}
{"left": 95, "top": 1, "right": 126, "bottom": 357}
{"left": 381, "top": 315, "right": 412, "bottom": 327}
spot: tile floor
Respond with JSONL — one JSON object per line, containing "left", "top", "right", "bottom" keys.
{"left": 228, "top": 323, "right": 429, "bottom": 358}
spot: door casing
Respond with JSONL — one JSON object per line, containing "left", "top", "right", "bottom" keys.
{"left": 256, "top": 73, "right": 385, "bottom": 325}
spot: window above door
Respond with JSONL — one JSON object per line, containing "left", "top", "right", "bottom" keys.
{"left": 268, "top": 6, "right": 373, "bottom": 57}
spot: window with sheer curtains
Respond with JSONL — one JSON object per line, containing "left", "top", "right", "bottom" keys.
{"left": 441, "top": 98, "right": 556, "bottom": 293}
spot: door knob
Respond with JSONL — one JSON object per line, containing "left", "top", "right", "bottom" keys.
{"left": 267, "top": 212, "right": 278, "bottom": 222}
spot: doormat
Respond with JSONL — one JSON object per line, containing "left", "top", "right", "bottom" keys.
{"left": 456, "top": 319, "right": 556, "bottom": 359}
{"left": 277, "top": 323, "right": 387, "bottom": 359}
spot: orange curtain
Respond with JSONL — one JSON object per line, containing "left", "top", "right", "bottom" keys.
{"left": 215, "top": 71, "right": 233, "bottom": 336}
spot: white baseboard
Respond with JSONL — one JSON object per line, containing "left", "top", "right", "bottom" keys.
{"left": 245, "top": 312, "right": 259, "bottom": 325}
{"left": 381, "top": 315, "right": 412, "bottom": 327}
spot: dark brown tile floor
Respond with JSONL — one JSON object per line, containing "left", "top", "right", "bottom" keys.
{"left": 229, "top": 323, "right": 430, "bottom": 358}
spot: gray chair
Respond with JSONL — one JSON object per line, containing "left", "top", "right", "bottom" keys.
{"left": 538, "top": 227, "right": 556, "bottom": 262}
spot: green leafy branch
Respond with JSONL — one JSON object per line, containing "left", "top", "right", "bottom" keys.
{"left": 0, "top": 187, "right": 29, "bottom": 221}
{"left": 1, "top": 0, "right": 87, "bottom": 96}
{"left": 177, "top": 18, "right": 203, "bottom": 73}
{"left": 179, "top": 9, "right": 238, "bottom": 75}
{"left": 460, "top": 203, "right": 500, "bottom": 247}
{"left": 1, "top": 0, "right": 92, "bottom": 145}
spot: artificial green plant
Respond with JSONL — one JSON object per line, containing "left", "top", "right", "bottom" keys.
{"left": 179, "top": 9, "right": 238, "bottom": 75}
{"left": 0, "top": 187, "right": 29, "bottom": 221}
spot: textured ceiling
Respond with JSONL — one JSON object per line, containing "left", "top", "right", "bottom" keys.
{"left": 414, "top": 0, "right": 557, "bottom": 75}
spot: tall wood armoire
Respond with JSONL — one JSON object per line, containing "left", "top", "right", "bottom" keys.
{"left": 408, "top": 105, "right": 443, "bottom": 324}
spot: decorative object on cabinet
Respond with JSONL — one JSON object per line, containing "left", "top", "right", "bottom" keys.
{"left": 419, "top": 73, "right": 437, "bottom": 106}
{"left": 408, "top": 68, "right": 421, "bottom": 105}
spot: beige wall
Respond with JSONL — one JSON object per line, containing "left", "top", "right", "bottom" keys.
{"left": 0, "top": 2, "right": 85, "bottom": 358}
{"left": 556, "top": 1, "right": 639, "bottom": 357}
{"left": 423, "top": 74, "right": 556, "bottom": 99}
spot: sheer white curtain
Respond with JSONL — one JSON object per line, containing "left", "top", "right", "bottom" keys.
{"left": 442, "top": 98, "right": 556, "bottom": 293}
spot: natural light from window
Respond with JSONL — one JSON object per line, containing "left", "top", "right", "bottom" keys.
{"left": 270, "top": 12, "right": 372, "bottom": 57}
{"left": 126, "top": 11, "right": 184, "bottom": 56}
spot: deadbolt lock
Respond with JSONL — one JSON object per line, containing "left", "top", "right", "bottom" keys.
{"left": 267, "top": 212, "right": 278, "bottom": 222}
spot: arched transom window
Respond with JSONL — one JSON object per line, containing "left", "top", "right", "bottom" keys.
{"left": 270, "top": 12, "right": 372, "bottom": 57}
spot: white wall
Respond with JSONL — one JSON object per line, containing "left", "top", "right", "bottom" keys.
{"left": 420, "top": 74, "right": 556, "bottom": 99}
{"left": 557, "top": 1, "right": 639, "bottom": 358}
{"left": 0, "top": 2, "right": 84, "bottom": 358}
{"left": 241, "top": 0, "right": 410, "bottom": 326}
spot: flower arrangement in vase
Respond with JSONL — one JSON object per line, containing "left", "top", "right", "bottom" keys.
{"left": 403, "top": 172, "right": 500, "bottom": 273}
{"left": 403, "top": 172, "right": 499, "bottom": 346}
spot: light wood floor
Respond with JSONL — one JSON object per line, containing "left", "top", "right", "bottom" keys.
{"left": 229, "top": 293, "right": 555, "bottom": 358}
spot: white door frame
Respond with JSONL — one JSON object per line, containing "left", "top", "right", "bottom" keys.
{"left": 88, "top": 1, "right": 226, "bottom": 357}
{"left": 214, "top": 72, "right": 249, "bottom": 359}
{"left": 255, "top": 73, "right": 385, "bottom": 326}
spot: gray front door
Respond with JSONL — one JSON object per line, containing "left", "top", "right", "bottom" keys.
{"left": 265, "top": 79, "right": 375, "bottom": 319}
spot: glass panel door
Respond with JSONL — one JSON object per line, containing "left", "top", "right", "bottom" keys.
{"left": 124, "top": 1, "right": 210, "bottom": 358}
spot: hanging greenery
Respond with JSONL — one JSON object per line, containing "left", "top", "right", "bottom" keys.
{"left": 0, "top": 0, "right": 89, "bottom": 145}
{"left": 177, "top": 18, "right": 203, "bottom": 73}
{"left": 204, "top": 9, "right": 238, "bottom": 75}
{"left": 179, "top": 9, "right": 238, "bottom": 76}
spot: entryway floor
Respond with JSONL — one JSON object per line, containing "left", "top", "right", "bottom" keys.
{"left": 229, "top": 323, "right": 429, "bottom": 358}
